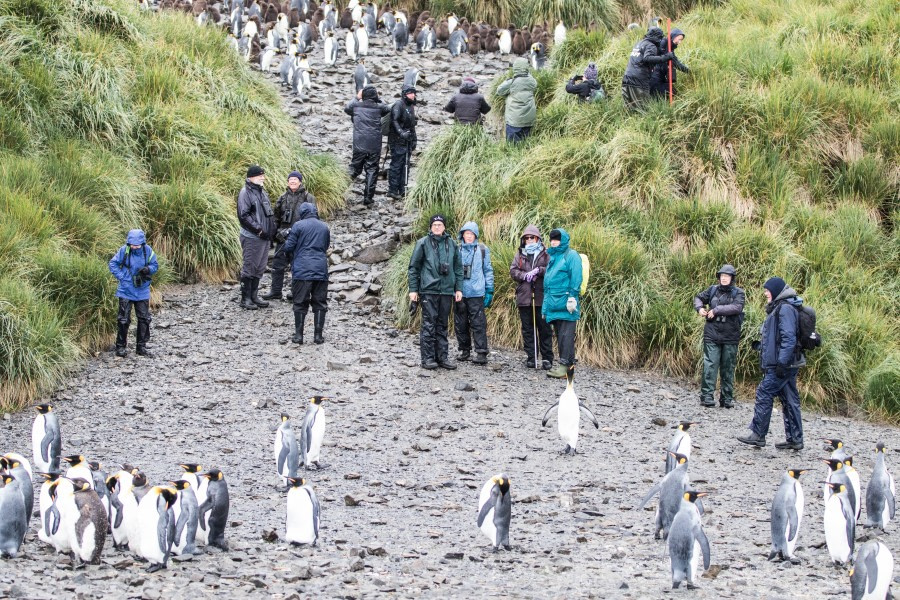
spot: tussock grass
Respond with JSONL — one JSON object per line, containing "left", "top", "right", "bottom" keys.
{"left": 386, "top": 0, "right": 900, "bottom": 415}
{"left": 0, "top": 0, "right": 348, "bottom": 410}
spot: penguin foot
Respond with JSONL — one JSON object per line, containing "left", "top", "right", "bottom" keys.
{"left": 146, "top": 563, "right": 166, "bottom": 573}
{"left": 671, "top": 582, "right": 681, "bottom": 590}
{"left": 560, "top": 445, "right": 570, "bottom": 455}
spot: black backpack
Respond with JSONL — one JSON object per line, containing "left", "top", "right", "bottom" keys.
{"left": 795, "top": 304, "right": 822, "bottom": 351}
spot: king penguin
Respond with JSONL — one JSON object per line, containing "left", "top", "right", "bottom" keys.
{"left": 47, "top": 476, "right": 76, "bottom": 555}
{"left": 323, "top": 30, "right": 338, "bottom": 67}
{"left": 1, "top": 454, "right": 33, "bottom": 526}
{"left": 843, "top": 455, "right": 863, "bottom": 521}
{"left": 168, "top": 480, "right": 199, "bottom": 556}
{"left": 135, "top": 486, "right": 176, "bottom": 572}
{"left": 67, "top": 477, "right": 108, "bottom": 565}
{"left": 32, "top": 403, "right": 61, "bottom": 475}
{"left": 477, "top": 474, "right": 511, "bottom": 551}
{"left": 301, "top": 396, "right": 327, "bottom": 470}
{"left": 355, "top": 20, "right": 369, "bottom": 56}
{"left": 668, "top": 490, "right": 710, "bottom": 589}
{"left": 865, "top": 442, "right": 895, "bottom": 530}
{"left": 346, "top": 25, "right": 358, "bottom": 61}
{"left": 37, "top": 472, "right": 61, "bottom": 544}
{"left": 415, "top": 24, "right": 433, "bottom": 53}
{"left": 88, "top": 460, "right": 109, "bottom": 518}
{"left": 851, "top": 540, "right": 894, "bottom": 600}
{"left": 107, "top": 468, "right": 134, "bottom": 549}
{"left": 528, "top": 42, "right": 546, "bottom": 70}
{"left": 825, "top": 437, "right": 849, "bottom": 462}
{"left": 380, "top": 9, "right": 396, "bottom": 34}
{"left": 274, "top": 413, "right": 300, "bottom": 486}
{"left": 285, "top": 477, "right": 320, "bottom": 545}
{"left": 198, "top": 469, "right": 230, "bottom": 550}
{"left": 497, "top": 29, "right": 512, "bottom": 55}
{"left": 353, "top": 60, "right": 369, "bottom": 93}
{"left": 64, "top": 454, "right": 93, "bottom": 487}
{"left": 638, "top": 452, "right": 702, "bottom": 540}
{"left": 0, "top": 473, "right": 26, "bottom": 558}
{"left": 540, "top": 365, "right": 599, "bottom": 455}
{"left": 392, "top": 20, "right": 408, "bottom": 51}
{"left": 769, "top": 469, "right": 805, "bottom": 562}
{"left": 824, "top": 458, "right": 858, "bottom": 522}
{"left": 554, "top": 20, "right": 567, "bottom": 45}
{"left": 666, "top": 422, "right": 695, "bottom": 474}
{"left": 823, "top": 481, "right": 855, "bottom": 565}
{"left": 448, "top": 28, "right": 467, "bottom": 57}
{"left": 260, "top": 45, "right": 277, "bottom": 71}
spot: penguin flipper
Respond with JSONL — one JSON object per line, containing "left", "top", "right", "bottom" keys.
{"left": 578, "top": 402, "right": 599, "bottom": 428}
{"left": 695, "top": 525, "right": 711, "bottom": 570}
{"left": 637, "top": 482, "right": 661, "bottom": 510}
{"left": 786, "top": 501, "right": 799, "bottom": 543}
{"left": 174, "top": 505, "right": 189, "bottom": 546}
{"left": 277, "top": 445, "right": 289, "bottom": 476}
{"left": 110, "top": 493, "right": 125, "bottom": 529}
{"left": 477, "top": 486, "right": 500, "bottom": 527}
{"left": 157, "top": 506, "right": 170, "bottom": 556}
{"left": 307, "top": 487, "right": 321, "bottom": 540}
{"left": 197, "top": 499, "right": 211, "bottom": 531}
{"left": 888, "top": 488, "right": 896, "bottom": 519}
{"left": 696, "top": 497, "right": 705, "bottom": 516}
{"left": 40, "top": 430, "right": 53, "bottom": 463}
{"left": 864, "top": 548, "right": 879, "bottom": 594}
{"left": 47, "top": 504, "right": 61, "bottom": 536}
{"left": 540, "top": 402, "right": 558, "bottom": 427}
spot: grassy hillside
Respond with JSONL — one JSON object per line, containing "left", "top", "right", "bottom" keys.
{"left": 387, "top": 0, "right": 900, "bottom": 416}
{"left": 0, "top": 0, "right": 348, "bottom": 410}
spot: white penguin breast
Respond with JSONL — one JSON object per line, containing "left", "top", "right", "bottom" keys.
{"left": 823, "top": 497, "right": 850, "bottom": 561}
{"left": 557, "top": 388, "right": 580, "bottom": 448}
{"left": 478, "top": 481, "right": 497, "bottom": 544}
{"left": 286, "top": 487, "right": 316, "bottom": 543}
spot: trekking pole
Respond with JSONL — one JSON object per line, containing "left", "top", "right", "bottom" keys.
{"left": 667, "top": 18, "right": 673, "bottom": 106}
{"left": 531, "top": 291, "right": 539, "bottom": 370}
{"left": 404, "top": 146, "right": 410, "bottom": 190}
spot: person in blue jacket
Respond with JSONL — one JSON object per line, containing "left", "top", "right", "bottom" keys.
{"left": 282, "top": 202, "right": 331, "bottom": 345}
{"left": 542, "top": 229, "right": 582, "bottom": 378}
{"left": 108, "top": 229, "right": 159, "bottom": 358}
{"left": 738, "top": 277, "right": 807, "bottom": 450}
{"left": 454, "top": 222, "right": 494, "bottom": 365}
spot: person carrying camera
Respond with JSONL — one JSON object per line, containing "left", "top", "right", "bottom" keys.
{"left": 263, "top": 171, "right": 317, "bottom": 301}
{"left": 454, "top": 222, "right": 494, "bottom": 365}
{"left": 108, "top": 229, "right": 159, "bottom": 358}
{"left": 408, "top": 215, "right": 463, "bottom": 370}
{"left": 237, "top": 165, "right": 277, "bottom": 310}
{"left": 693, "top": 264, "right": 745, "bottom": 408}
{"left": 565, "top": 63, "right": 605, "bottom": 103}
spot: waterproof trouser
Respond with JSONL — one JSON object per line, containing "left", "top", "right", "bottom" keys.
{"left": 550, "top": 319, "right": 577, "bottom": 366}
{"left": 388, "top": 144, "right": 409, "bottom": 196}
{"left": 454, "top": 296, "right": 488, "bottom": 354}
{"left": 518, "top": 306, "right": 553, "bottom": 363}
{"left": 700, "top": 342, "right": 738, "bottom": 406}
{"left": 240, "top": 235, "right": 269, "bottom": 279}
{"left": 621, "top": 84, "right": 650, "bottom": 112}
{"left": 420, "top": 293, "right": 453, "bottom": 364}
{"left": 748, "top": 368, "right": 803, "bottom": 444}
{"left": 505, "top": 125, "right": 532, "bottom": 143}
{"left": 350, "top": 149, "right": 380, "bottom": 203}
{"left": 268, "top": 242, "right": 292, "bottom": 297}
{"left": 291, "top": 279, "right": 328, "bottom": 314}
{"left": 116, "top": 298, "right": 151, "bottom": 351}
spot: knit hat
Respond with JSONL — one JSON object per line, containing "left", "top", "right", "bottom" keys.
{"left": 402, "top": 86, "right": 417, "bottom": 96}
{"left": 584, "top": 63, "right": 598, "bottom": 81}
{"left": 247, "top": 164, "right": 265, "bottom": 178}
{"left": 430, "top": 214, "right": 446, "bottom": 225}
{"left": 763, "top": 277, "right": 786, "bottom": 299}
{"left": 549, "top": 229, "right": 562, "bottom": 241}
{"left": 287, "top": 170, "right": 303, "bottom": 182}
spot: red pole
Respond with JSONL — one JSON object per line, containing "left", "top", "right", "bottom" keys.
{"left": 667, "top": 18, "right": 673, "bottom": 105}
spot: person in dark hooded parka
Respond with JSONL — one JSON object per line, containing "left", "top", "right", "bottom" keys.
{"left": 345, "top": 86, "right": 391, "bottom": 206}
{"left": 282, "top": 203, "right": 331, "bottom": 345}
{"left": 443, "top": 77, "right": 491, "bottom": 124}
{"left": 649, "top": 28, "right": 690, "bottom": 99}
{"left": 108, "top": 229, "right": 159, "bottom": 358}
{"left": 621, "top": 27, "right": 671, "bottom": 111}
{"left": 693, "top": 264, "right": 744, "bottom": 408}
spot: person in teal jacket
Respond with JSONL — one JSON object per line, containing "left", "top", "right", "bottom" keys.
{"left": 108, "top": 229, "right": 159, "bottom": 358}
{"left": 541, "top": 228, "right": 582, "bottom": 378}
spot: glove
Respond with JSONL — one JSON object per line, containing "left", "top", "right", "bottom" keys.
{"left": 566, "top": 297, "right": 577, "bottom": 314}
{"left": 257, "top": 229, "right": 270, "bottom": 241}
{"left": 775, "top": 364, "right": 787, "bottom": 379}
{"left": 276, "top": 228, "right": 290, "bottom": 243}
{"left": 401, "top": 131, "right": 412, "bottom": 141}
{"left": 408, "top": 300, "right": 419, "bottom": 315}
{"left": 483, "top": 290, "right": 493, "bottom": 309}
{"left": 524, "top": 268, "right": 540, "bottom": 282}
{"left": 139, "top": 266, "right": 151, "bottom": 276}
{"left": 664, "top": 52, "right": 676, "bottom": 61}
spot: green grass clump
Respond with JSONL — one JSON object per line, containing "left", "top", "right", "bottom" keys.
{"left": 386, "top": 0, "right": 900, "bottom": 417}
{"left": 0, "top": 0, "right": 348, "bottom": 410}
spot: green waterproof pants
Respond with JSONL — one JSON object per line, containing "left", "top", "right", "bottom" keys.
{"left": 700, "top": 343, "right": 737, "bottom": 407}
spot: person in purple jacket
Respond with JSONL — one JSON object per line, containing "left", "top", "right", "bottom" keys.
{"left": 108, "top": 229, "right": 159, "bottom": 358}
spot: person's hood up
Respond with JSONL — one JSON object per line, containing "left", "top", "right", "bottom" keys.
{"left": 667, "top": 28, "right": 685, "bottom": 49}
{"left": 458, "top": 221, "right": 479, "bottom": 241}
{"left": 298, "top": 202, "right": 319, "bottom": 220}
{"left": 512, "top": 57, "right": 530, "bottom": 75}
{"left": 547, "top": 228, "right": 571, "bottom": 253}
{"left": 126, "top": 229, "right": 146, "bottom": 245}
{"left": 460, "top": 81, "right": 479, "bottom": 94}
{"left": 520, "top": 224, "right": 541, "bottom": 247}
{"left": 645, "top": 27, "right": 664, "bottom": 43}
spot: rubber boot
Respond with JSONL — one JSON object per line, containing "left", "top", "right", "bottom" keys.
{"left": 292, "top": 310, "right": 306, "bottom": 345}
{"left": 240, "top": 277, "right": 258, "bottom": 310}
{"left": 250, "top": 277, "right": 269, "bottom": 308}
{"left": 136, "top": 320, "right": 153, "bottom": 358}
{"left": 261, "top": 275, "right": 283, "bottom": 300}
{"left": 547, "top": 363, "right": 568, "bottom": 378}
{"left": 313, "top": 310, "right": 325, "bottom": 344}
{"left": 115, "top": 321, "right": 128, "bottom": 357}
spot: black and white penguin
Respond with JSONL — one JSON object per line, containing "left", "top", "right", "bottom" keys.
{"left": 865, "top": 442, "right": 895, "bottom": 530}
{"left": 528, "top": 42, "right": 546, "bottom": 70}
{"left": 107, "top": 467, "right": 135, "bottom": 549}
{"left": 135, "top": 486, "right": 176, "bottom": 572}
{"left": 362, "top": 11, "right": 375, "bottom": 36}
{"left": 37, "top": 472, "right": 60, "bottom": 544}
{"left": 279, "top": 49, "right": 294, "bottom": 86}
{"left": 179, "top": 463, "right": 203, "bottom": 491}
{"left": 285, "top": 477, "right": 320, "bottom": 545}
{"left": 87, "top": 460, "right": 109, "bottom": 513}
{"left": 554, "top": 20, "right": 566, "bottom": 45}
{"left": 46, "top": 476, "right": 75, "bottom": 554}
{"left": 843, "top": 456, "right": 863, "bottom": 521}
{"left": 198, "top": 469, "right": 230, "bottom": 550}
{"left": 415, "top": 24, "right": 433, "bottom": 53}
{"left": 540, "top": 365, "right": 599, "bottom": 455}
{"left": 260, "top": 45, "right": 277, "bottom": 71}
{"left": 131, "top": 470, "right": 151, "bottom": 505}
{"left": 497, "top": 29, "right": 511, "bottom": 55}
{"left": 290, "top": 53, "right": 305, "bottom": 95}
{"left": 32, "top": 403, "right": 61, "bottom": 475}
{"left": 323, "top": 30, "right": 338, "bottom": 66}
{"left": 638, "top": 453, "right": 701, "bottom": 540}
{"left": 448, "top": 28, "right": 467, "bottom": 57}
{"left": 403, "top": 67, "right": 419, "bottom": 90}
{"left": 668, "top": 490, "right": 710, "bottom": 589}
{"left": 352, "top": 60, "right": 369, "bottom": 93}
{"left": 318, "top": 7, "right": 335, "bottom": 38}
{"left": 64, "top": 454, "right": 93, "bottom": 487}
{"left": 477, "top": 474, "right": 511, "bottom": 551}
{"left": 1, "top": 454, "right": 33, "bottom": 526}
{"left": 769, "top": 469, "right": 805, "bottom": 562}
{"left": 379, "top": 9, "right": 395, "bottom": 34}
{"left": 447, "top": 12, "right": 457, "bottom": 34}
{"left": 274, "top": 413, "right": 300, "bottom": 486}
{"left": 67, "top": 477, "right": 108, "bottom": 565}
{"left": 824, "top": 458, "right": 858, "bottom": 521}
{"left": 355, "top": 20, "right": 369, "bottom": 55}
{"left": 823, "top": 481, "right": 855, "bottom": 565}
{"left": 301, "top": 396, "right": 327, "bottom": 469}
{"left": 168, "top": 480, "right": 199, "bottom": 556}
{"left": 666, "top": 421, "right": 694, "bottom": 474}
{"left": 0, "top": 473, "right": 26, "bottom": 558}
{"left": 392, "top": 20, "right": 408, "bottom": 51}
{"left": 346, "top": 25, "right": 358, "bottom": 61}
{"left": 851, "top": 540, "right": 894, "bottom": 600}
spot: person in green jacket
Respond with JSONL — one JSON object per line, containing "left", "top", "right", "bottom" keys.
{"left": 408, "top": 214, "right": 464, "bottom": 370}
{"left": 496, "top": 57, "right": 537, "bottom": 143}
{"left": 542, "top": 229, "right": 583, "bottom": 378}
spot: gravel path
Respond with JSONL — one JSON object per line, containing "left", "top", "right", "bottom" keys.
{"left": 2, "top": 26, "right": 899, "bottom": 600}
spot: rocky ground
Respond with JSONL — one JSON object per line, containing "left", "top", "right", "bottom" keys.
{"left": 2, "top": 27, "right": 899, "bottom": 600}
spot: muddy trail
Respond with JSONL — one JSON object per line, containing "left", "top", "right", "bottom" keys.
{"left": 2, "top": 27, "right": 900, "bottom": 600}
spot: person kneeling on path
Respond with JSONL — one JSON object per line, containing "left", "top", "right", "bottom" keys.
{"left": 542, "top": 229, "right": 583, "bottom": 378}
{"left": 282, "top": 202, "right": 331, "bottom": 345}
{"left": 455, "top": 222, "right": 494, "bottom": 365}
{"left": 510, "top": 225, "right": 553, "bottom": 369}
{"left": 345, "top": 86, "right": 391, "bottom": 206}
{"left": 496, "top": 57, "right": 537, "bottom": 143}
{"left": 565, "top": 63, "right": 605, "bottom": 103}
{"left": 408, "top": 214, "right": 463, "bottom": 370}
{"left": 387, "top": 86, "right": 418, "bottom": 200}
{"left": 237, "top": 165, "right": 277, "bottom": 310}
{"left": 693, "top": 264, "right": 745, "bottom": 408}
{"left": 443, "top": 77, "right": 491, "bottom": 125}
{"left": 737, "top": 277, "right": 806, "bottom": 450}
{"left": 621, "top": 27, "right": 670, "bottom": 111}
{"left": 264, "top": 171, "right": 317, "bottom": 301}
{"left": 108, "top": 229, "right": 159, "bottom": 358}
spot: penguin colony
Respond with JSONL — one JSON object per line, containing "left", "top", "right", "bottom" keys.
{"left": 0, "top": 404, "right": 230, "bottom": 571}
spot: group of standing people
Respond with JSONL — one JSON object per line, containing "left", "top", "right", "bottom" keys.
{"left": 622, "top": 26, "right": 689, "bottom": 111}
